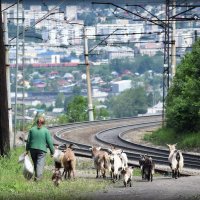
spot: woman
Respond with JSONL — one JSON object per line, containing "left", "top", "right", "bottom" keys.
{"left": 26, "top": 116, "right": 54, "bottom": 181}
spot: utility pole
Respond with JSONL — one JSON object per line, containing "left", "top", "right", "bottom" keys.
{"left": 3, "top": 11, "right": 13, "bottom": 148}
{"left": 14, "top": 0, "right": 20, "bottom": 147}
{"left": 83, "top": 27, "right": 94, "bottom": 121}
{"left": 0, "top": 1, "right": 10, "bottom": 155}
{"left": 171, "top": 0, "right": 176, "bottom": 79}
{"left": 21, "top": 9, "right": 25, "bottom": 131}
{"left": 194, "top": 30, "right": 198, "bottom": 41}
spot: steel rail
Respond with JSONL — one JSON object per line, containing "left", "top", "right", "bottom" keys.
{"left": 95, "top": 123, "right": 200, "bottom": 169}
{"left": 52, "top": 115, "right": 200, "bottom": 174}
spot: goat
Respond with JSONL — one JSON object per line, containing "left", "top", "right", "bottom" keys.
{"left": 108, "top": 148, "right": 124, "bottom": 183}
{"left": 52, "top": 168, "right": 62, "bottom": 187}
{"left": 167, "top": 144, "right": 184, "bottom": 179}
{"left": 90, "top": 146, "right": 110, "bottom": 178}
{"left": 53, "top": 147, "right": 65, "bottom": 167}
{"left": 139, "top": 154, "right": 155, "bottom": 182}
{"left": 121, "top": 166, "right": 134, "bottom": 187}
{"left": 53, "top": 144, "right": 76, "bottom": 179}
{"left": 120, "top": 151, "right": 128, "bottom": 170}
{"left": 62, "top": 144, "right": 76, "bottom": 179}
{"left": 108, "top": 146, "right": 128, "bottom": 170}
{"left": 139, "top": 154, "right": 146, "bottom": 179}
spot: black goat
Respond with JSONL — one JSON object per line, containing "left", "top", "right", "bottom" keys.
{"left": 139, "top": 154, "right": 155, "bottom": 182}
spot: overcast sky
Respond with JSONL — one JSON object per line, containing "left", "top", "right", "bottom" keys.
{"left": 2, "top": 0, "right": 167, "bottom": 6}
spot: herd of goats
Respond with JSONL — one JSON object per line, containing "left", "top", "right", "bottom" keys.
{"left": 52, "top": 143, "right": 184, "bottom": 187}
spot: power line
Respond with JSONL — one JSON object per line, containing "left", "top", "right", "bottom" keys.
{"left": 9, "top": 0, "right": 66, "bottom": 42}
{"left": 1, "top": 0, "right": 23, "bottom": 12}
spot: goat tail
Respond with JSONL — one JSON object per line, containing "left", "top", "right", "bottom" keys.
{"left": 178, "top": 151, "right": 184, "bottom": 170}
{"left": 176, "top": 151, "right": 184, "bottom": 172}
{"left": 103, "top": 155, "right": 109, "bottom": 169}
{"left": 176, "top": 151, "right": 180, "bottom": 162}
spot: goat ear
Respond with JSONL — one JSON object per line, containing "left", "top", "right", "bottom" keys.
{"left": 166, "top": 144, "right": 170, "bottom": 147}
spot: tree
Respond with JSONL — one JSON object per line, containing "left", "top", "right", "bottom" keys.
{"left": 106, "top": 87, "right": 148, "bottom": 118}
{"left": 63, "top": 96, "right": 73, "bottom": 112}
{"left": 66, "top": 96, "right": 88, "bottom": 122}
{"left": 73, "top": 85, "right": 81, "bottom": 96}
{"left": 110, "top": 58, "right": 135, "bottom": 74}
{"left": 58, "top": 114, "right": 68, "bottom": 124}
{"left": 134, "top": 55, "right": 154, "bottom": 74}
{"left": 0, "top": 4, "right": 10, "bottom": 155}
{"left": 55, "top": 93, "right": 64, "bottom": 108}
{"left": 166, "top": 39, "right": 200, "bottom": 132}
{"left": 96, "top": 107, "right": 109, "bottom": 120}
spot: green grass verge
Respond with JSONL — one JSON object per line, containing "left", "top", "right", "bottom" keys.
{"left": 0, "top": 147, "right": 108, "bottom": 200}
{"left": 0, "top": 147, "right": 161, "bottom": 200}
{"left": 144, "top": 127, "right": 200, "bottom": 151}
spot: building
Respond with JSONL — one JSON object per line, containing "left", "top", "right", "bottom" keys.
{"left": 65, "top": 6, "right": 78, "bottom": 21}
{"left": 111, "top": 80, "right": 132, "bottom": 93}
{"left": 147, "top": 101, "right": 163, "bottom": 114}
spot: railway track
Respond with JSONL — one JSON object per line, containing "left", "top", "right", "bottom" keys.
{"left": 51, "top": 115, "right": 200, "bottom": 174}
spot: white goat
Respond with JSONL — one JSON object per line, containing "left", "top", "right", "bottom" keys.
{"left": 108, "top": 148, "right": 124, "bottom": 183}
{"left": 108, "top": 146, "right": 128, "bottom": 170}
{"left": 90, "top": 146, "right": 110, "bottom": 178}
{"left": 53, "top": 148, "right": 64, "bottom": 165}
{"left": 120, "top": 151, "right": 128, "bottom": 170}
{"left": 167, "top": 144, "right": 184, "bottom": 179}
{"left": 109, "top": 153, "right": 123, "bottom": 182}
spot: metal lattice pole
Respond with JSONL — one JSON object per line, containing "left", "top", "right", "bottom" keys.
{"left": 162, "top": 0, "right": 171, "bottom": 126}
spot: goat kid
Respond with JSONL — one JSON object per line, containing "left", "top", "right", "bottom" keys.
{"left": 121, "top": 166, "right": 134, "bottom": 187}
{"left": 167, "top": 144, "right": 184, "bottom": 179}
{"left": 52, "top": 168, "right": 62, "bottom": 187}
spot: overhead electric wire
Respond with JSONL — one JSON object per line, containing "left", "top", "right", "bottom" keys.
{"left": 1, "top": 0, "right": 23, "bottom": 12}
{"left": 9, "top": 0, "right": 66, "bottom": 43}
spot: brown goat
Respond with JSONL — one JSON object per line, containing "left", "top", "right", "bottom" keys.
{"left": 62, "top": 144, "right": 76, "bottom": 179}
{"left": 90, "top": 146, "right": 110, "bottom": 178}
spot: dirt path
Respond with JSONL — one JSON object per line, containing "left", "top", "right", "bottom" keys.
{"left": 85, "top": 176, "right": 200, "bottom": 200}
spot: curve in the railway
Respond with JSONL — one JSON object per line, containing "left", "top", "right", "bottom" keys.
{"left": 53, "top": 115, "right": 200, "bottom": 172}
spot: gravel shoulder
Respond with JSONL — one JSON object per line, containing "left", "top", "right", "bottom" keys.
{"left": 86, "top": 176, "right": 200, "bottom": 200}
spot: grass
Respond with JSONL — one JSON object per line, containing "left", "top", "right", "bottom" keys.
{"left": 143, "top": 127, "right": 200, "bottom": 151}
{"left": 0, "top": 147, "right": 146, "bottom": 200}
{"left": 0, "top": 147, "right": 108, "bottom": 200}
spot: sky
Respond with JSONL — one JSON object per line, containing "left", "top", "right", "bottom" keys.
{"left": 1, "top": 0, "right": 168, "bottom": 6}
